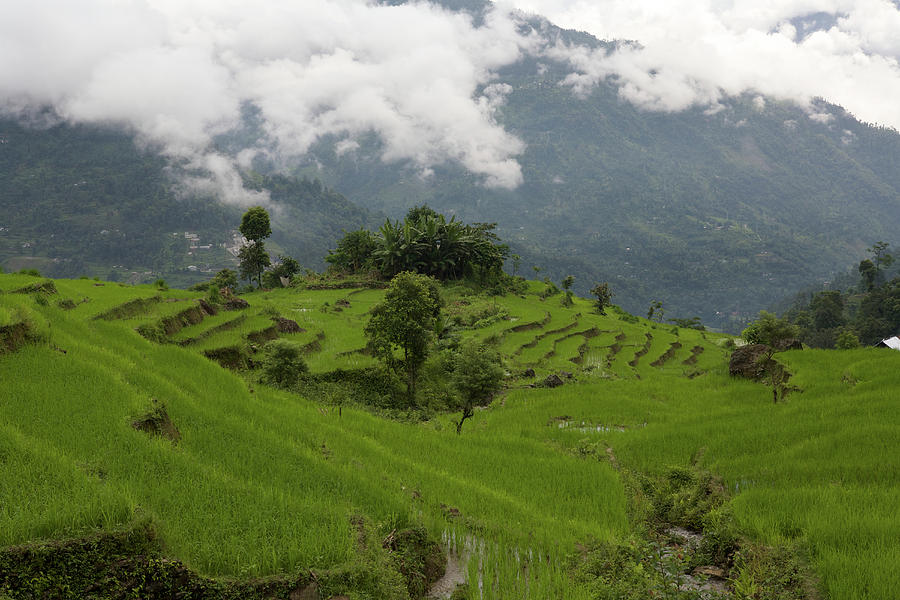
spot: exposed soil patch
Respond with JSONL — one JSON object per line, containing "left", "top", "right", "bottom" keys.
{"left": 728, "top": 344, "right": 769, "bottom": 379}
{"left": 131, "top": 401, "right": 181, "bottom": 443}
{"left": 55, "top": 298, "right": 77, "bottom": 310}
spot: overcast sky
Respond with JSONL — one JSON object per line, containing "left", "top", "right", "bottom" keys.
{"left": 2, "top": 0, "right": 899, "bottom": 201}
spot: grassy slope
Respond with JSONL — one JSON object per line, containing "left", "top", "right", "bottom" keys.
{"left": 1, "top": 273, "right": 899, "bottom": 599}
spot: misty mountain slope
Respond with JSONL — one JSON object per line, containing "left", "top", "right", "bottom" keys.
{"left": 290, "top": 23, "right": 900, "bottom": 330}
{"left": 0, "top": 118, "right": 378, "bottom": 283}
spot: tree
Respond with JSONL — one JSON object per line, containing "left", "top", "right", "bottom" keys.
{"left": 326, "top": 228, "right": 378, "bottom": 274}
{"left": 867, "top": 241, "right": 894, "bottom": 273}
{"left": 859, "top": 259, "right": 877, "bottom": 292}
{"left": 452, "top": 341, "right": 504, "bottom": 434}
{"left": 647, "top": 300, "right": 664, "bottom": 323}
{"left": 238, "top": 206, "right": 272, "bottom": 289}
{"left": 365, "top": 272, "right": 443, "bottom": 401}
{"left": 239, "top": 206, "right": 272, "bottom": 243}
{"left": 238, "top": 242, "right": 271, "bottom": 289}
{"left": 209, "top": 268, "right": 238, "bottom": 293}
{"left": 809, "top": 291, "right": 845, "bottom": 330}
{"left": 262, "top": 255, "right": 301, "bottom": 288}
{"left": 561, "top": 275, "right": 575, "bottom": 307}
{"left": 590, "top": 282, "right": 614, "bottom": 314}
{"left": 741, "top": 311, "right": 801, "bottom": 403}
{"left": 835, "top": 329, "right": 860, "bottom": 350}
{"left": 668, "top": 316, "right": 705, "bottom": 331}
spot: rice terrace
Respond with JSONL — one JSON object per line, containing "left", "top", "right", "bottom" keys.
{"left": 1, "top": 261, "right": 898, "bottom": 599}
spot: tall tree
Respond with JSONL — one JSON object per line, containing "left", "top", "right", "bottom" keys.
{"left": 238, "top": 206, "right": 272, "bottom": 288}
{"left": 239, "top": 206, "right": 272, "bottom": 243}
{"left": 590, "top": 282, "right": 614, "bottom": 315}
{"left": 452, "top": 341, "right": 504, "bottom": 434}
{"left": 365, "top": 272, "right": 443, "bottom": 402}
{"left": 741, "top": 311, "right": 801, "bottom": 403}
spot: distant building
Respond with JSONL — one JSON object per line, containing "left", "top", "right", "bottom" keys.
{"left": 877, "top": 336, "right": 900, "bottom": 351}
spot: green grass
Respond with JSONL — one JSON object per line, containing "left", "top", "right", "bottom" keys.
{"left": 1, "top": 273, "right": 898, "bottom": 598}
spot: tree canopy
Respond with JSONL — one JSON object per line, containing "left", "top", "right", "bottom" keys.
{"left": 327, "top": 206, "right": 509, "bottom": 284}
{"left": 364, "top": 271, "right": 443, "bottom": 401}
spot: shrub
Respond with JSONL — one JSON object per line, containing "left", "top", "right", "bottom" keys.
{"left": 261, "top": 339, "right": 308, "bottom": 389}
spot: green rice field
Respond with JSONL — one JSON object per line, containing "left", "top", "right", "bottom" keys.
{"left": 1, "top": 272, "right": 898, "bottom": 599}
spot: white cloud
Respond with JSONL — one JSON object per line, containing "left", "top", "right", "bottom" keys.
{"left": 0, "top": 0, "right": 538, "bottom": 202}
{"left": 514, "top": 0, "right": 900, "bottom": 129}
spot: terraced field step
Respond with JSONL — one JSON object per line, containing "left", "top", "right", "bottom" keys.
{"left": 515, "top": 320, "right": 579, "bottom": 356}
{"left": 176, "top": 314, "right": 248, "bottom": 346}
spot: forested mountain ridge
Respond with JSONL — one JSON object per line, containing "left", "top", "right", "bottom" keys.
{"left": 297, "top": 55, "right": 900, "bottom": 330}
{"left": 0, "top": 118, "right": 379, "bottom": 286}
{"left": 3, "top": 3, "right": 900, "bottom": 329}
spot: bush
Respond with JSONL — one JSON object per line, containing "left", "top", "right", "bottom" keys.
{"left": 261, "top": 339, "right": 308, "bottom": 389}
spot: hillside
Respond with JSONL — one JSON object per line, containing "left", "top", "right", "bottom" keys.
{"left": 2, "top": 272, "right": 899, "bottom": 599}
{"left": 0, "top": 117, "right": 379, "bottom": 286}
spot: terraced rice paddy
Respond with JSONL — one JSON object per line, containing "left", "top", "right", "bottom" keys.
{"left": 1, "top": 273, "right": 898, "bottom": 599}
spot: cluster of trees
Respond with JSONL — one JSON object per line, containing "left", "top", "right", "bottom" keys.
{"left": 326, "top": 205, "right": 510, "bottom": 284}
{"left": 782, "top": 241, "right": 899, "bottom": 348}
{"left": 232, "top": 206, "right": 302, "bottom": 290}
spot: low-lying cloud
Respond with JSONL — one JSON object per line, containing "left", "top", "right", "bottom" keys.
{"left": 514, "top": 0, "right": 900, "bottom": 128}
{"left": 0, "top": 0, "right": 538, "bottom": 203}
{"left": 3, "top": 1, "right": 900, "bottom": 205}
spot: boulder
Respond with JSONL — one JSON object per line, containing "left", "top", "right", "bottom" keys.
{"left": 523, "top": 368, "right": 536, "bottom": 378}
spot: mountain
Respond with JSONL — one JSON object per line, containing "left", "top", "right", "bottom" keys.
{"left": 3, "top": 5, "right": 900, "bottom": 329}
{"left": 0, "top": 117, "right": 379, "bottom": 286}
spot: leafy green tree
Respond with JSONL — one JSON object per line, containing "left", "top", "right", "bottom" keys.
{"left": 859, "top": 259, "right": 877, "bottom": 292}
{"left": 238, "top": 206, "right": 273, "bottom": 289}
{"left": 668, "top": 316, "right": 705, "bottom": 331}
{"left": 365, "top": 272, "right": 443, "bottom": 401}
{"left": 452, "top": 341, "right": 504, "bottom": 434}
{"left": 238, "top": 241, "right": 271, "bottom": 289}
{"left": 405, "top": 204, "right": 440, "bottom": 223}
{"left": 590, "top": 282, "right": 614, "bottom": 314}
{"left": 835, "top": 329, "right": 861, "bottom": 350}
{"left": 809, "top": 291, "right": 845, "bottom": 330}
{"left": 210, "top": 268, "right": 238, "bottom": 292}
{"left": 239, "top": 206, "right": 272, "bottom": 243}
{"left": 561, "top": 275, "right": 575, "bottom": 307}
{"left": 647, "top": 300, "right": 664, "bottom": 323}
{"left": 262, "top": 255, "right": 301, "bottom": 288}
{"left": 326, "top": 228, "right": 379, "bottom": 274}
{"left": 867, "top": 241, "right": 894, "bottom": 273}
{"left": 261, "top": 339, "right": 308, "bottom": 389}
{"left": 741, "top": 311, "right": 801, "bottom": 403}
